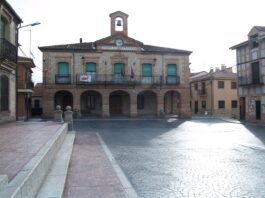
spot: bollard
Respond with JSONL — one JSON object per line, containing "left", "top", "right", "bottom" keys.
{"left": 64, "top": 106, "right": 73, "bottom": 131}
{"left": 54, "top": 105, "right": 63, "bottom": 122}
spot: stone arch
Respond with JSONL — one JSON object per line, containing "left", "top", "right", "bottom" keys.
{"left": 80, "top": 90, "right": 102, "bottom": 117}
{"left": 109, "top": 90, "right": 130, "bottom": 116}
{"left": 137, "top": 90, "right": 157, "bottom": 116}
{"left": 54, "top": 90, "right": 73, "bottom": 111}
{"left": 164, "top": 90, "right": 181, "bottom": 115}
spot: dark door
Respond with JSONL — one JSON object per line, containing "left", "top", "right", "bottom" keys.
{"left": 195, "top": 101, "right": 198, "bottom": 114}
{"left": 240, "top": 97, "right": 246, "bottom": 120}
{"left": 110, "top": 95, "right": 122, "bottom": 115}
{"left": 252, "top": 62, "right": 260, "bottom": 84}
{"left": 256, "top": 100, "right": 261, "bottom": 120}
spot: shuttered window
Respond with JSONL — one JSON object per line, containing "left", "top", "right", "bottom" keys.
{"left": 58, "top": 62, "right": 69, "bottom": 76}
{"left": 142, "top": 64, "right": 152, "bottom": 76}
{"left": 86, "top": 62, "right": 96, "bottom": 72}
{"left": 114, "top": 63, "right": 125, "bottom": 83}
{"left": 167, "top": 64, "right": 177, "bottom": 76}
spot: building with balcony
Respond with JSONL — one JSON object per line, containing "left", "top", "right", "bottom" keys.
{"left": 39, "top": 11, "right": 192, "bottom": 118}
{"left": 17, "top": 57, "right": 35, "bottom": 120}
{"left": 230, "top": 26, "right": 265, "bottom": 123}
{"left": 0, "top": 0, "right": 22, "bottom": 122}
{"left": 190, "top": 66, "right": 238, "bottom": 117}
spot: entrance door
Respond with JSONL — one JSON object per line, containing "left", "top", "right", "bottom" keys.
{"left": 195, "top": 101, "right": 198, "bottom": 114}
{"left": 110, "top": 95, "right": 122, "bottom": 115}
{"left": 240, "top": 97, "right": 246, "bottom": 120}
{"left": 256, "top": 100, "right": 261, "bottom": 120}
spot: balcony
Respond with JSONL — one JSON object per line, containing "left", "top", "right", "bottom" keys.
{"left": 166, "top": 76, "right": 180, "bottom": 85}
{"left": 0, "top": 38, "right": 17, "bottom": 63}
{"left": 198, "top": 89, "right": 207, "bottom": 96}
{"left": 76, "top": 74, "right": 163, "bottom": 86}
{"left": 238, "top": 76, "right": 263, "bottom": 86}
{"left": 55, "top": 74, "right": 71, "bottom": 84}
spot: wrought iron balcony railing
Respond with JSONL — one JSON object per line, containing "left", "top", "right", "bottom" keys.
{"left": 76, "top": 74, "right": 163, "bottom": 85}
{"left": 198, "top": 89, "right": 207, "bottom": 96}
{"left": 238, "top": 76, "right": 264, "bottom": 86}
{"left": 0, "top": 38, "right": 17, "bottom": 63}
{"left": 55, "top": 74, "right": 71, "bottom": 84}
{"left": 166, "top": 76, "right": 180, "bottom": 85}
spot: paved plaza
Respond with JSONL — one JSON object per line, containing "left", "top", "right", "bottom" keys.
{"left": 74, "top": 118, "right": 265, "bottom": 198}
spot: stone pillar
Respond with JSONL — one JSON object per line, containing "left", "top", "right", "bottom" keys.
{"left": 179, "top": 90, "right": 191, "bottom": 118}
{"left": 130, "top": 92, "right": 138, "bottom": 117}
{"left": 102, "top": 92, "right": 110, "bottom": 118}
{"left": 54, "top": 105, "right": 63, "bottom": 122}
{"left": 64, "top": 106, "right": 73, "bottom": 130}
{"left": 157, "top": 94, "right": 165, "bottom": 117}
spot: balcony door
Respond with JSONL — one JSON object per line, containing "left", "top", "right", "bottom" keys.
{"left": 251, "top": 62, "right": 260, "bottom": 84}
{"left": 86, "top": 62, "right": 96, "bottom": 82}
{"left": 142, "top": 64, "right": 152, "bottom": 84}
{"left": 114, "top": 63, "right": 125, "bottom": 83}
{"left": 167, "top": 64, "right": 177, "bottom": 84}
{"left": 57, "top": 62, "right": 70, "bottom": 83}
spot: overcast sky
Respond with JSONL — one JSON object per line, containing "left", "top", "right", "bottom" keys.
{"left": 7, "top": 0, "right": 265, "bottom": 83}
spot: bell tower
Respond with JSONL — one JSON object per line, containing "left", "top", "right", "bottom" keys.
{"left": 110, "top": 11, "right": 128, "bottom": 36}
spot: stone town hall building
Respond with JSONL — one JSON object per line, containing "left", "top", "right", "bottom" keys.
{"left": 39, "top": 11, "right": 192, "bottom": 118}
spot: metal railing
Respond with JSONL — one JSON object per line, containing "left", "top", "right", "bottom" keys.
{"left": 198, "top": 89, "right": 207, "bottom": 96}
{"left": 55, "top": 74, "right": 71, "bottom": 84}
{"left": 238, "top": 76, "right": 263, "bottom": 86}
{"left": 166, "top": 76, "right": 180, "bottom": 85}
{"left": 0, "top": 38, "right": 17, "bottom": 63}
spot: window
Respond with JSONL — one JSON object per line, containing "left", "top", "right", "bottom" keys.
{"left": 231, "top": 100, "right": 237, "bottom": 108}
{"left": 194, "top": 83, "right": 198, "bottom": 90}
{"left": 0, "top": 17, "right": 6, "bottom": 38}
{"left": 218, "top": 81, "right": 224, "bottom": 89}
{"left": 114, "top": 63, "right": 125, "bottom": 83}
{"left": 86, "top": 95, "right": 95, "bottom": 109}
{"left": 167, "top": 64, "right": 177, "bottom": 84}
{"left": 86, "top": 62, "right": 96, "bottom": 82}
{"left": 218, "top": 100, "right": 225, "bottom": 109}
{"left": 251, "top": 62, "right": 260, "bottom": 84}
{"left": 251, "top": 34, "right": 259, "bottom": 49}
{"left": 201, "top": 101, "right": 206, "bottom": 109}
{"left": 0, "top": 75, "right": 9, "bottom": 111}
{"left": 57, "top": 62, "right": 70, "bottom": 83}
{"left": 142, "top": 63, "right": 152, "bottom": 84}
{"left": 137, "top": 95, "right": 144, "bottom": 109}
{"left": 231, "top": 82, "right": 237, "bottom": 89}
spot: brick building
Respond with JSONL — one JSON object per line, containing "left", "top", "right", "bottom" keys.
{"left": 17, "top": 57, "right": 35, "bottom": 120}
{"left": 0, "top": 0, "right": 22, "bottom": 123}
{"left": 230, "top": 26, "right": 265, "bottom": 123}
{"left": 190, "top": 66, "right": 238, "bottom": 117}
{"left": 39, "top": 11, "right": 192, "bottom": 118}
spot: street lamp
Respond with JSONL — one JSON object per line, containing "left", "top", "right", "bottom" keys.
{"left": 18, "top": 22, "right": 41, "bottom": 29}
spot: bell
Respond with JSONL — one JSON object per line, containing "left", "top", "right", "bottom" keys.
{"left": 116, "top": 20, "right": 122, "bottom": 26}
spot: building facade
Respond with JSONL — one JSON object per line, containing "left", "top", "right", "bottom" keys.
{"left": 39, "top": 11, "right": 192, "bottom": 118}
{"left": 190, "top": 66, "right": 238, "bottom": 117}
{"left": 230, "top": 26, "right": 265, "bottom": 123}
{"left": 0, "top": 0, "right": 22, "bottom": 123}
{"left": 17, "top": 57, "right": 35, "bottom": 120}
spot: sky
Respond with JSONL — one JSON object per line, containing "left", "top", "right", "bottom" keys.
{"left": 7, "top": 0, "right": 265, "bottom": 83}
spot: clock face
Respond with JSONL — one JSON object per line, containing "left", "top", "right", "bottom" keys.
{"left": 115, "top": 38, "right": 123, "bottom": 47}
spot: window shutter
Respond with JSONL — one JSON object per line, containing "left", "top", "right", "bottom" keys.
{"left": 167, "top": 64, "right": 176, "bottom": 76}
{"left": 142, "top": 64, "right": 152, "bottom": 76}
{"left": 58, "top": 63, "right": 69, "bottom": 75}
{"left": 86, "top": 63, "right": 96, "bottom": 72}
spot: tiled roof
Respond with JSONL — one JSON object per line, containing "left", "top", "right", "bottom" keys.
{"left": 39, "top": 42, "right": 192, "bottom": 54}
{"left": 191, "top": 70, "right": 237, "bottom": 82}
{"left": 143, "top": 45, "right": 192, "bottom": 54}
{"left": 254, "top": 26, "right": 265, "bottom": 32}
{"left": 39, "top": 42, "right": 96, "bottom": 51}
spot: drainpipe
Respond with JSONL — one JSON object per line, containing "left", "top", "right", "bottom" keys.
{"left": 210, "top": 76, "right": 214, "bottom": 115}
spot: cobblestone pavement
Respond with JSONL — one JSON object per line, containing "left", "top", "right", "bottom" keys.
{"left": 64, "top": 133, "right": 126, "bottom": 198}
{"left": 0, "top": 121, "right": 62, "bottom": 181}
{"left": 75, "top": 119, "right": 265, "bottom": 198}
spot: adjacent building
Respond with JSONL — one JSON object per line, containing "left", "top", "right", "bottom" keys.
{"left": 31, "top": 83, "right": 43, "bottom": 117}
{"left": 190, "top": 66, "right": 238, "bottom": 117}
{"left": 0, "top": 0, "right": 22, "bottom": 122}
{"left": 17, "top": 57, "right": 35, "bottom": 120}
{"left": 39, "top": 11, "right": 192, "bottom": 118}
{"left": 230, "top": 26, "right": 265, "bottom": 123}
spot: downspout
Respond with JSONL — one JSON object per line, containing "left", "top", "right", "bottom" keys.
{"left": 211, "top": 76, "right": 214, "bottom": 115}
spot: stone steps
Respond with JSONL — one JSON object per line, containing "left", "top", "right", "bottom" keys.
{"left": 0, "top": 123, "right": 68, "bottom": 198}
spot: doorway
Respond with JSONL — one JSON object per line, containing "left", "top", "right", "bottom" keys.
{"left": 240, "top": 97, "right": 246, "bottom": 120}
{"left": 195, "top": 101, "right": 198, "bottom": 114}
{"left": 256, "top": 100, "right": 261, "bottom": 120}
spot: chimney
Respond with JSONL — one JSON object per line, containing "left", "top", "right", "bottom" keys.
{"left": 221, "top": 64, "right": 226, "bottom": 71}
{"left": 209, "top": 67, "right": 214, "bottom": 73}
{"left": 215, "top": 67, "right": 220, "bottom": 72}
{"left": 80, "top": 38, "right": 82, "bottom": 43}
